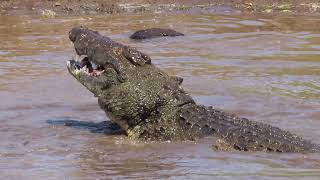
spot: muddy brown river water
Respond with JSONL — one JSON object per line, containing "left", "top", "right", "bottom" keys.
{"left": 1, "top": 13, "right": 320, "bottom": 179}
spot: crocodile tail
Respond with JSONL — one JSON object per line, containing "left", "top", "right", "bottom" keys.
{"left": 178, "top": 104, "right": 320, "bottom": 153}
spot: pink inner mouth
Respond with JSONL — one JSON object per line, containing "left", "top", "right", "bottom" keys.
{"left": 90, "top": 69, "right": 105, "bottom": 76}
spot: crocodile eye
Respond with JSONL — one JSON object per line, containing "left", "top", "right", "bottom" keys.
{"left": 122, "top": 46, "right": 151, "bottom": 66}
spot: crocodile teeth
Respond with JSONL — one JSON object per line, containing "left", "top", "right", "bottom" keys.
{"left": 74, "top": 68, "right": 81, "bottom": 75}
{"left": 73, "top": 54, "right": 80, "bottom": 62}
{"left": 81, "top": 66, "right": 90, "bottom": 73}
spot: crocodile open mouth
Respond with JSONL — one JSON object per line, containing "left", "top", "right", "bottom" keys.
{"left": 67, "top": 55, "right": 107, "bottom": 76}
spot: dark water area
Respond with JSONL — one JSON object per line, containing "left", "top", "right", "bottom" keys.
{"left": 1, "top": 13, "right": 320, "bottom": 179}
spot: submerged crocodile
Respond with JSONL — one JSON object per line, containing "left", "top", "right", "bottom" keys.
{"left": 67, "top": 27, "right": 320, "bottom": 153}
{"left": 130, "top": 28, "right": 184, "bottom": 39}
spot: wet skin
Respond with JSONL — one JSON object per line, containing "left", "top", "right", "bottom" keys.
{"left": 130, "top": 28, "right": 184, "bottom": 39}
{"left": 67, "top": 27, "right": 320, "bottom": 152}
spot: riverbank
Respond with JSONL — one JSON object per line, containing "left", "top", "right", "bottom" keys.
{"left": 1, "top": 0, "right": 320, "bottom": 16}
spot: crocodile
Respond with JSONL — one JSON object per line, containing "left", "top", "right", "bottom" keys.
{"left": 67, "top": 27, "right": 320, "bottom": 153}
{"left": 130, "top": 28, "right": 184, "bottom": 39}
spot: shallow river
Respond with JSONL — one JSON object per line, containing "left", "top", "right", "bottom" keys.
{"left": 1, "top": 13, "right": 320, "bottom": 179}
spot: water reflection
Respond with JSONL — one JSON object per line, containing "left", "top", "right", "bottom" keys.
{"left": 0, "top": 13, "right": 320, "bottom": 179}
